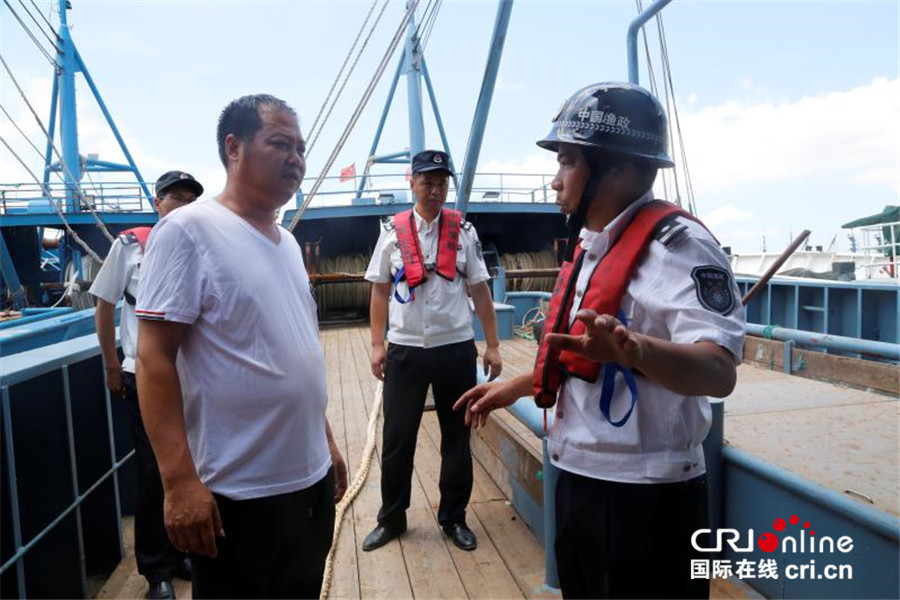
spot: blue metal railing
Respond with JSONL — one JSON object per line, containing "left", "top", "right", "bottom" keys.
{"left": 1, "top": 181, "right": 149, "bottom": 215}
{"left": 735, "top": 276, "right": 899, "bottom": 347}
{"left": 0, "top": 334, "right": 133, "bottom": 599}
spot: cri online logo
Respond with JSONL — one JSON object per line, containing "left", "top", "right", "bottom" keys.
{"left": 692, "top": 514, "right": 854, "bottom": 554}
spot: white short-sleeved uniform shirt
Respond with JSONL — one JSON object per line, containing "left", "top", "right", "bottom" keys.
{"left": 89, "top": 235, "right": 142, "bottom": 373}
{"left": 549, "top": 193, "right": 746, "bottom": 484}
{"left": 365, "top": 208, "right": 490, "bottom": 348}
{"left": 136, "top": 199, "right": 331, "bottom": 500}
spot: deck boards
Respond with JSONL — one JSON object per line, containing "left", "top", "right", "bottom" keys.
{"left": 97, "top": 327, "right": 788, "bottom": 599}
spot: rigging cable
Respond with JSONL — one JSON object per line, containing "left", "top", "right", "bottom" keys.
{"left": 306, "top": 0, "right": 380, "bottom": 145}
{"left": 419, "top": 0, "right": 443, "bottom": 55}
{"left": 1, "top": 0, "right": 57, "bottom": 65}
{"left": 0, "top": 103, "right": 51, "bottom": 162}
{"left": 289, "top": 0, "right": 421, "bottom": 232}
{"left": 650, "top": 10, "right": 683, "bottom": 213}
{"left": 656, "top": 12, "right": 697, "bottom": 215}
{"left": 634, "top": 0, "right": 670, "bottom": 204}
{"left": 0, "top": 135, "right": 105, "bottom": 264}
{"left": 411, "top": 0, "right": 435, "bottom": 44}
{"left": 306, "top": 0, "right": 393, "bottom": 156}
{"left": 0, "top": 53, "right": 116, "bottom": 243}
{"left": 17, "top": 0, "right": 60, "bottom": 50}
{"left": 28, "top": 0, "right": 57, "bottom": 39}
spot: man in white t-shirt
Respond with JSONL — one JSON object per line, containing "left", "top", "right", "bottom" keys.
{"left": 135, "top": 94, "right": 348, "bottom": 599}
{"left": 90, "top": 170, "right": 202, "bottom": 600}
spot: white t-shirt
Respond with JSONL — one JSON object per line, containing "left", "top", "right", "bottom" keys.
{"left": 136, "top": 199, "right": 331, "bottom": 500}
{"left": 549, "top": 193, "right": 746, "bottom": 484}
{"left": 365, "top": 208, "right": 490, "bottom": 348}
{"left": 89, "top": 234, "right": 142, "bottom": 373}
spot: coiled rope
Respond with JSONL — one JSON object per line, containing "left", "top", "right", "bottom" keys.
{"left": 316, "top": 254, "right": 370, "bottom": 317}
{"left": 514, "top": 302, "right": 548, "bottom": 341}
{"left": 500, "top": 251, "right": 557, "bottom": 293}
{"left": 319, "top": 380, "right": 383, "bottom": 600}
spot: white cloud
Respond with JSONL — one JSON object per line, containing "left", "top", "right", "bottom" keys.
{"left": 699, "top": 204, "right": 755, "bottom": 229}
{"left": 677, "top": 77, "right": 900, "bottom": 194}
{"left": 495, "top": 75, "right": 526, "bottom": 93}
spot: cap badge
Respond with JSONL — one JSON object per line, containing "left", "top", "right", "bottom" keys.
{"left": 433, "top": 154, "right": 443, "bottom": 163}
{"left": 180, "top": 173, "right": 191, "bottom": 180}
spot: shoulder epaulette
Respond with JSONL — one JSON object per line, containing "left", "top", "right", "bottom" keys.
{"left": 119, "top": 232, "right": 139, "bottom": 245}
{"left": 652, "top": 213, "right": 689, "bottom": 247}
{"left": 381, "top": 216, "right": 395, "bottom": 231}
{"left": 461, "top": 220, "right": 473, "bottom": 231}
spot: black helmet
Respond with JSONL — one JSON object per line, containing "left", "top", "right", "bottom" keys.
{"left": 537, "top": 82, "right": 674, "bottom": 168}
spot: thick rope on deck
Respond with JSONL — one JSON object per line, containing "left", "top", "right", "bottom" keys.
{"left": 500, "top": 251, "right": 557, "bottom": 292}
{"left": 320, "top": 380, "right": 383, "bottom": 600}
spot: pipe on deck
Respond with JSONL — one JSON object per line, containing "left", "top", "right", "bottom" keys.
{"left": 746, "top": 323, "right": 900, "bottom": 361}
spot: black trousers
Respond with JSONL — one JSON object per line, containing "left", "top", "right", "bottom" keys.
{"left": 555, "top": 469, "right": 710, "bottom": 600}
{"left": 191, "top": 468, "right": 335, "bottom": 599}
{"left": 122, "top": 372, "right": 183, "bottom": 582}
{"left": 378, "top": 340, "right": 477, "bottom": 528}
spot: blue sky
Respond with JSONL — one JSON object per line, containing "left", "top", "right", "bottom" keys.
{"left": 2, "top": 0, "right": 898, "bottom": 253}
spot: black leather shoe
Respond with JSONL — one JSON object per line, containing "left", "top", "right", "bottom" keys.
{"left": 174, "top": 557, "right": 193, "bottom": 581}
{"left": 442, "top": 522, "right": 477, "bottom": 551}
{"left": 147, "top": 579, "right": 175, "bottom": 600}
{"left": 362, "top": 523, "right": 406, "bottom": 551}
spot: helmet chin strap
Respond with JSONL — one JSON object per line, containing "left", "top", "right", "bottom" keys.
{"left": 564, "top": 171, "right": 604, "bottom": 261}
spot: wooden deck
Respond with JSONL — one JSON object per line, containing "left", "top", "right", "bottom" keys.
{"left": 97, "top": 327, "right": 764, "bottom": 599}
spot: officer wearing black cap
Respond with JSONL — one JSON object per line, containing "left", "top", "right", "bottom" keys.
{"left": 363, "top": 149, "right": 503, "bottom": 553}
{"left": 90, "top": 170, "right": 202, "bottom": 599}
{"left": 455, "top": 83, "right": 745, "bottom": 599}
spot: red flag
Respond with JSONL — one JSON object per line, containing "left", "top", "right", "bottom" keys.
{"left": 340, "top": 163, "right": 356, "bottom": 183}
{"left": 404, "top": 166, "right": 412, "bottom": 182}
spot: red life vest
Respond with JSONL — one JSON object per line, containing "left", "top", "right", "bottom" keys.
{"left": 533, "top": 200, "right": 707, "bottom": 408}
{"left": 120, "top": 226, "right": 152, "bottom": 251}
{"left": 393, "top": 208, "right": 461, "bottom": 288}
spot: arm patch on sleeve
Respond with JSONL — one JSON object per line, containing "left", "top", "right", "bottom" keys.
{"left": 691, "top": 266, "right": 736, "bottom": 315}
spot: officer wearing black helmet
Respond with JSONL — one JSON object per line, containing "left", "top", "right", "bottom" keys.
{"left": 455, "top": 83, "right": 746, "bottom": 598}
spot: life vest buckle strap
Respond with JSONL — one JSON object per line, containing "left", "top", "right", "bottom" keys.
{"left": 597, "top": 311, "right": 639, "bottom": 427}
{"left": 393, "top": 266, "right": 415, "bottom": 304}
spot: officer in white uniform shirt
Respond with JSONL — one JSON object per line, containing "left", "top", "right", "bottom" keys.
{"left": 361, "top": 150, "right": 503, "bottom": 553}
{"left": 90, "top": 170, "right": 203, "bottom": 600}
{"left": 455, "top": 84, "right": 745, "bottom": 599}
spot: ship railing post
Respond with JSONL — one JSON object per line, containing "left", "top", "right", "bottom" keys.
{"left": 61, "top": 365, "right": 89, "bottom": 598}
{"left": 703, "top": 399, "right": 725, "bottom": 556}
{"left": 783, "top": 339, "right": 795, "bottom": 374}
{"left": 2, "top": 385, "right": 27, "bottom": 598}
{"left": 103, "top": 371, "right": 125, "bottom": 557}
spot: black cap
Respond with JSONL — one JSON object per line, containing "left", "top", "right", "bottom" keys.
{"left": 154, "top": 171, "right": 204, "bottom": 198}
{"left": 411, "top": 150, "right": 452, "bottom": 176}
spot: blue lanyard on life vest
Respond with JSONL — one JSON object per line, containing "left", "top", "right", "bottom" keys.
{"left": 597, "top": 311, "right": 639, "bottom": 427}
{"left": 393, "top": 266, "right": 415, "bottom": 304}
